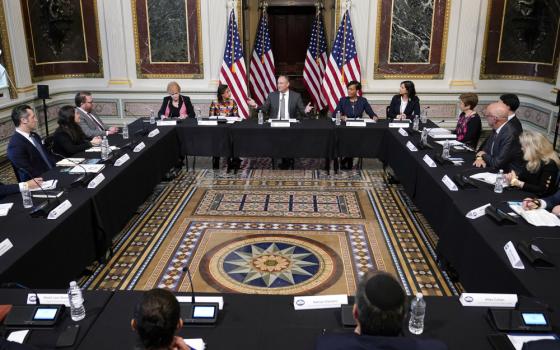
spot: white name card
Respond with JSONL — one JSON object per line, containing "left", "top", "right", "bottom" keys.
{"left": 442, "top": 175, "right": 458, "bottom": 191}
{"left": 466, "top": 203, "right": 491, "bottom": 219}
{"left": 0, "top": 203, "right": 14, "bottom": 216}
{"left": 48, "top": 200, "right": 72, "bottom": 220}
{"left": 0, "top": 238, "right": 13, "bottom": 256}
{"left": 198, "top": 120, "right": 218, "bottom": 126}
{"left": 459, "top": 293, "right": 518, "bottom": 308}
{"left": 293, "top": 294, "right": 348, "bottom": 310}
{"left": 133, "top": 142, "right": 146, "bottom": 153}
{"left": 398, "top": 128, "right": 409, "bottom": 136}
{"left": 271, "top": 121, "right": 291, "bottom": 128}
{"left": 183, "top": 339, "right": 205, "bottom": 350}
{"left": 406, "top": 141, "right": 417, "bottom": 152}
{"left": 87, "top": 173, "right": 105, "bottom": 189}
{"left": 423, "top": 155, "right": 437, "bottom": 168}
{"left": 346, "top": 120, "right": 366, "bottom": 127}
{"left": 504, "top": 241, "right": 525, "bottom": 270}
{"left": 156, "top": 120, "right": 177, "bottom": 126}
{"left": 114, "top": 153, "right": 130, "bottom": 167}
{"left": 7, "top": 330, "right": 29, "bottom": 344}
{"left": 176, "top": 296, "right": 224, "bottom": 310}
{"left": 27, "top": 293, "right": 70, "bottom": 306}
{"left": 148, "top": 128, "right": 160, "bottom": 138}
{"left": 389, "top": 122, "right": 410, "bottom": 128}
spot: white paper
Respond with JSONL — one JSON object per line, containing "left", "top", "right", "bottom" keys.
{"left": 423, "top": 155, "right": 437, "bottom": 168}
{"left": 398, "top": 128, "right": 408, "bottom": 136}
{"left": 424, "top": 127, "right": 451, "bottom": 135}
{"left": 133, "top": 142, "right": 146, "bottom": 152}
{"left": 156, "top": 120, "right": 177, "bottom": 126}
{"left": 508, "top": 203, "right": 560, "bottom": 227}
{"left": 389, "top": 122, "right": 410, "bottom": 128}
{"left": 435, "top": 140, "right": 464, "bottom": 147}
{"left": 346, "top": 121, "right": 366, "bottom": 127}
{"left": 442, "top": 175, "right": 458, "bottom": 191}
{"left": 148, "top": 128, "right": 160, "bottom": 137}
{"left": 27, "top": 293, "right": 70, "bottom": 306}
{"left": 198, "top": 120, "right": 218, "bottom": 126}
{"left": 406, "top": 141, "right": 418, "bottom": 152}
{"left": 466, "top": 203, "right": 491, "bottom": 219}
{"left": 7, "top": 330, "right": 29, "bottom": 344}
{"left": 459, "top": 293, "right": 518, "bottom": 307}
{"left": 114, "top": 153, "right": 130, "bottom": 166}
{"left": 0, "top": 203, "right": 13, "bottom": 216}
{"left": 504, "top": 241, "right": 525, "bottom": 270}
{"left": 431, "top": 134, "right": 457, "bottom": 140}
{"left": 85, "top": 146, "right": 118, "bottom": 152}
{"left": 225, "top": 116, "right": 241, "bottom": 122}
{"left": 87, "top": 173, "right": 105, "bottom": 189}
{"left": 69, "top": 164, "right": 105, "bottom": 174}
{"left": 507, "top": 334, "right": 558, "bottom": 350}
{"left": 271, "top": 121, "right": 291, "bottom": 128}
{"left": 176, "top": 296, "right": 224, "bottom": 310}
{"left": 29, "top": 179, "right": 57, "bottom": 191}
{"left": 56, "top": 158, "right": 85, "bottom": 167}
{"left": 47, "top": 200, "right": 72, "bottom": 220}
{"left": 184, "top": 339, "right": 205, "bottom": 350}
{"left": 469, "top": 172, "right": 510, "bottom": 188}
{"left": 293, "top": 294, "right": 348, "bottom": 310}
{"left": 0, "top": 238, "right": 13, "bottom": 256}
{"left": 269, "top": 118, "right": 298, "bottom": 123}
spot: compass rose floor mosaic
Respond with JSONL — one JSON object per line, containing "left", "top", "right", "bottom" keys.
{"left": 82, "top": 167, "right": 462, "bottom": 296}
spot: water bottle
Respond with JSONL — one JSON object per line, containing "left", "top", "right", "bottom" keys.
{"left": 421, "top": 128, "right": 428, "bottom": 146}
{"left": 67, "top": 281, "right": 86, "bottom": 321}
{"left": 100, "top": 136, "right": 109, "bottom": 160}
{"left": 122, "top": 122, "right": 129, "bottom": 140}
{"left": 335, "top": 111, "right": 341, "bottom": 126}
{"left": 196, "top": 108, "right": 202, "bottom": 122}
{"left": 442, "top": 139, "right": 450, "bottom": 159}
{"left": 409, "top": 293, "right": 426, "bottom": 335}
{"left": 149, "top": 110, "right": 156, "bottom": 124}
{"left": 21, "top": 185, "right": 33, "bottom": 208}
{"left": 413, "top": 115, "right": 420, "bottom": 131}
{"left": 258, "top": 110, "right": 264, "bottom": 125}
{"left": 494, "top": 169, "right": 504, "bottom": 194}
{"left": 421, "top": 109, "right": 428, "bottom": 124}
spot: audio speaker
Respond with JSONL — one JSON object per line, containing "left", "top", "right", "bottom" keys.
{"left": 556, "top": 90, "right": 560, "bottom": 106}
{"left": 37, "top": 85, "right": 49, "bottom": 99}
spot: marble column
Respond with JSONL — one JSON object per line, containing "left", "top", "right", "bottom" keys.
{"left": 2, "top": 0, "right": 33, "bottom": 93}
{"left": 101, "top": 0, "right": 131, "bottom": 87}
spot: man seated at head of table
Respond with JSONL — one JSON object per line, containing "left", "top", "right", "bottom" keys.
{"left": 315, "top": 271, "right": 447, "bottom": 350}
{"left": 7, "top": 105, "right": 56, "bottom": 181}
{"left": 504, "top": 130, "right": 559, "bottom": 197}
{"left": 522, "top": 189, "right": 560, "bottom": 217}
{"left": 131, "top": 288, "right": 190, "bottom": 350}
{"left": 75, "top": 91, "right": 119, "bottom": 138}
{"left": 473, "top": 102, "right": 524, "bottom": 173}
{"left": 158, "top": 81, "right": 196, "bottom": 120}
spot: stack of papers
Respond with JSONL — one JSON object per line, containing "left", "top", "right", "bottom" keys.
{"left": 56, "top": 158, "right": 85, "bottom": 167}
{"left": 29, "top": 180, "right": 57, "bottom": 191}
{"left": 508, "top": 202, "right": 560, "bottom": 227}
{"left": 469, "top": 172, "right": 510, "bottom": 187}
{"left": 69, "top": 164, "right": 105, "bottom": 174}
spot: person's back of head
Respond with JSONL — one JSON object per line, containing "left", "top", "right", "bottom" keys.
{"left": 132, "top": 288, "right": 182, "bottom": 350}
{"left": 354, "top": 271, "right": 405, "bottom": 337}
{"left": 499, "top": 93, "right": 520, "bottom": 113}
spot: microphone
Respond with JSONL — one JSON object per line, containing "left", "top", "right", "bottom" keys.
{"left": 18, "top": 168, "right": 59, "bottom": 218}
{"left": 49, "top": 149, "right": 94, "bottom": 188}
{"left": 1, "top": 282, "right": 41, "bottom": 305}
{"left": 182, "top": 266, "right": 196, "bottom": 304}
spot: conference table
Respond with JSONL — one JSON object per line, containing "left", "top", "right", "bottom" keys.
{"left": 0, "top": 119, "right": 180, "bottom": 288}
{"left": 1, "top": 289, "right": 557, "bottom": 350}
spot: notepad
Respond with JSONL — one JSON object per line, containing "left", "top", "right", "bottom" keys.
{"left": 508, "top": 202, "right": 560, "bottom": 227}
{"left": 29, "top": 180, "right": 57, "bottom": 191}
{"left": 56, "top": 158, "right": 85, "bottom": 167}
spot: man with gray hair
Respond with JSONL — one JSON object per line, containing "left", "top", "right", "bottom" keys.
{"left": 473, "top": 102, "right": 524, "bottom": 172}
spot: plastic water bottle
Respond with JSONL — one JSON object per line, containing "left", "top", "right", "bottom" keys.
{"left": 413, "top": 115, "right": 420, "bottom": 131}
{"left": 409, "top": 293, "right": 426, "bottom": 335}
{"left": 67, "top": 281, "right": 86, "bottom": 321}
{"left": 122, "top": 122, "right": 129, "bottom": 140}
{"left": 100, "top": 136, "right": 110, "bottom": 160}
{"left": 196, "top": 108, "right": 202, "bottom": 122}
{"left": 258, "top": 110, "right": 264, "bottom": 125}
{"left": 421, "top": 129, "right": 428, "bottom": 146}
{"left": 335, "top": 111, "right": 341, "bottom": 126}
{"left": 149, "top": 110, "right": 156, "bottom": 124}
{"left": 494, "top": 169, "right": 504, "bottom": 193}
{"left": 442, "top": 139, "right": 450, "bottom": 159}
{"left": 21, "top": 186, "right": 33, "bottom": 208}
{"left": 421, "top": 109, "right": 428, "bottom": 124}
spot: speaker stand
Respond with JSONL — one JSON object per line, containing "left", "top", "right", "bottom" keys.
{"left": 42, "top": 98, "right": 49, "bottom": 136}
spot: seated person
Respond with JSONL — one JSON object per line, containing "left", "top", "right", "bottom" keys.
{"left": 315, "top": 271, "right": 447, "bottom": 350}
{"left": 158, "top": 81, "right": 195, "bottom": 119}
{"left": 131, "top": 288, "right": 190, "bottom": 350}
{"left": 499, "top": 93, "right": 523, "bottom": 136}
{"left": 505, "top": 131, "right": 559, "bottom": 196}
{"left": 453, "top": 93, "right": 481, "bottom": 149}
{"left": 75, "top": 91, "right": 119, "bottom": 137}
{"left": 473, "top": 102, "right": 524, "bottom": 173}
{"left": 7, "top": 105, "right": 55, "bottom": 181}
{"left": 387, "top": 80, "right": 420, "bottom": 120}
{"left": 52, "top": 106, "right": 102, "bottom": 157}
{"left": 209, "top": 84, "right": 240, "bottom": 170}
{"left": 522, "top": 189, "right": 560, "bottom": 216}
{"left": 0, "top": 178, "right": 43, "bottom": 199}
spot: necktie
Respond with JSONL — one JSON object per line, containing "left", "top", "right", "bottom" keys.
{"left": 490, "top": 131, "right": 497, "bottom": 156}
{"left": 88, "top": 113, "right": 105, "bottom": 130}
{"left": 30, "top": 134, "right": 53, "bottom": 169}
{"left": 279, "top": 93, "right": 286, "bottom": 120}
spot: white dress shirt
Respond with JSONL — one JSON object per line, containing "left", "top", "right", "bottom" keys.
{"left": 400, "top": 97, "right": 408, "bottom": 114}
{"left": 277, "top": 91, "right": 290, "bottom": 119}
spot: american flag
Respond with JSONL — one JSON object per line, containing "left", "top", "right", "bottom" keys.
{"left": 249, "top": 11, "right": 275, "bottom": 106}
{"left": 321, "top": 10, "right": 361, "bottom": 112}
{"left": 220, "top": 9, "right": 249, "bottom": 119}
{"left": 303, "top": 12, "right": 328, "bottom": 110}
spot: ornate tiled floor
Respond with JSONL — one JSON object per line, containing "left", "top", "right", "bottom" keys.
{"left": 83, "top": 168, "right": 461, "bottom": 296}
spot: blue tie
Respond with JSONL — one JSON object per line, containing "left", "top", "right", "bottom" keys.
{"left": 30, "top": 134, "right": 53, "bottom": 170}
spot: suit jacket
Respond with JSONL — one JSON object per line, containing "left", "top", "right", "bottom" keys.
{"left": 158, "top": 95, "right": 195, "bottom": 119}
{"left": 387, "top": 95, "right": 421, "bottom": 120}
{"left": 77, "top": 108, "right": 108, "bottom": 138}
{"left": 522, "top": 340, "right": 560, "bottom": 350}
{"left": 7, "top": 131, "right": 55, "bottom": 181}
{"left": 315, "top": 333, "right": 448, "bottom": 350}
{"left": 543, "top": 190, "right": 560, "bottom": 210}
{"left": 0, "top": 183, "right": 20, "bottom": 199}
{"left": 0, "top": 339, "right": 38, "bottom": 350}
{"left": 481, "top": 121, "right": 525, "bottom": 173}
{"left": 509, "top": 115, "right": 523, "bottom": 135}
{"left": 260, "top": 90, "right": 307, "bottom": 119}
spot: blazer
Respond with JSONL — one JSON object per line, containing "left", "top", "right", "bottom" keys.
{"left": 509, "top": 115, "right": 523, "bottom": 135}
{"left": 542, "top": 190, "right": 560, "bottom": 210}
{"left": 315, "top": 333, "right": 448, "bottom": 350}
{"left": 52, "top": 128, "right": 92, "bottom": 157}
{"left": 77, "top": 108, "right": 109, "bottom": 138}
{"left": 453, "top": 113, "right": 482, "bottom": 149}
{"left": 387, "top": 95, "right": 421, "bottom": 120}
{"left": 158, "top": 95, "right": 195, "bottom": 119}
{"left": 481, "top": 121, "right": 525, "bottom": 173}
{"left": 333, "top": 96, "right": 377, "bottom": 119}
{"left": 7, "top": 131, "right": 55, "bottom": 181}
{"left": 0, "top": 183, "right": 20, "bottom": 199}
{"left": 260, "top": 90, "right": 307, "bottom": 119}
{"left": 517, "top": 161, "right": 559, "bottom": 197}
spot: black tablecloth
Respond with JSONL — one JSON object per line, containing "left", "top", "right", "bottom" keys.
{"left": 176, "top": 119, "right": 231, "bottom": 157}
{"left": 335, "top": 121, "right": 386, "bottom": 158}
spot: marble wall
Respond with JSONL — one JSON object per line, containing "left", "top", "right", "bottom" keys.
{"left": 390, "top": 0, "right": 434, "bottom": 63}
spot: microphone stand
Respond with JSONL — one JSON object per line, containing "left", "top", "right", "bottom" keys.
{"left": 1, "top": 282, "right": 41, "bottom": 305}
{"left": 49, "top": 149, "right": 94, "bottom": 188}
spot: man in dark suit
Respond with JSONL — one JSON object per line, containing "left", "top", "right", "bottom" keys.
{"left": 0, "top": 178, "right": 43, "bottom": 199}
{"left": 75, "top": 91, "right": 119, "bottom": 138}
{"left": 7, "top": 105, "right": 55, "bottom": 181}
{"left": 499, "top": 93, "right": 523, "bottom": 136}
{"left": 315, "top": 271, "right": 447, "bottom": 350}
{"left": 473, "top": 102, "right": 524, "bottom": 173}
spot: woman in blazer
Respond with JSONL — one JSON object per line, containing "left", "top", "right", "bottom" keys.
{"left": 158, "top": 81, "right": 195, "bottom": 119}
{"left": 387, "top": 80, "right": 420, "bottom": 120}
{"left": 52, "top": 105, "right": 101, "bottom": 157}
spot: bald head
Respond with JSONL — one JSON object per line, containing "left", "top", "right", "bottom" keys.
{"left": 485, "top": 102, "right": 509, "bottom": 129}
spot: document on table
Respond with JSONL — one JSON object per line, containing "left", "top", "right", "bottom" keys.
{"left": 29, "top": 179, "right": 57, "bottom": 191}
{"left": 85, "top": 146, "right": 119, "bottom": 152}
{"left": 56, "top": 158, "right": 85, "bottom": 167}
{"left": 508, "top": 202, "right": 560, "bottom": 227}
{"left": 184, "top": 339, "right": 205, "bottom": 350}
{"left": 0, "top": 203, "right": 13, "bottom": 216}
{"left": 69, "top": 164, "right": 105, "bottom": 174}
{"left": 435, "top": 140, "right": 464, "bottom": 147}
{"left": 507, "top": 334, "right": 558, "bottom": 350}
{"left": 424, "top": 127, "right": 451, "bottom": 135}
{"left": 469, "top": 172, "right": 510, "bottom": 187}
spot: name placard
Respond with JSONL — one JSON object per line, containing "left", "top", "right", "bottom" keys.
{"left": 398, "top": 128, "right": 409, "bottom": 136}
{"left": 293, "top": 294, "right": 348, "bottom": 310}
{"left": 156, "top": 120, "right": 177, "bottom": 126}
{"left": 406, "top": 141, "right": 418, "bottom": 152}
{"left": 0, "top": 238, "right": 13, "bottom": 256}
{"left": 423, "top": 155, "right": 437, "bottom": 168}
{"left": 271, "top": 121, "right": 291, "bottom": 128}
{"left": 27, "top": 293, "right": 70, "bottom": 306}
{"left": 133, "top": 142, "right": 146, "bottom": 153}
{"left": 148, "top": 129, "right": 160, "bottom": 138}
{"left": 442, "top": 175, "right": 458, "bottom": 191}
{"left": 48, "top": 200, "right": 72, "bottom": 220}
{"left": 176, "top": 296, "right": 224, "bottom": 310}
{"left": 198, "top": 120, "right": 218, "bottom": 126}
{"left": 504, "top": 241, "right": 525, "bottom": 270}
{"left": 87, "top": 173, "right": 106, "bottom": 189}
{"left": 459, "top": 293, "right": 518, "bottom": 308}
{"left": 114, "top": 154, "right": 130, "bottom": 167}
{"left": 465, "top": 203, "right": 491, "bottom": 219}
{"left": 346, "top": 120, "right": 366, "bottom": 127}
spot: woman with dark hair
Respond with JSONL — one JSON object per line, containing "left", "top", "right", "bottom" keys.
{"left": 209, "top": 84, "right": 238, "bottom": 117}
{"left": 52, "top": 105, "right": 101, "bottom": 157}
{"left": 131, "top": 288, "right": 190, "bottom": 350}
{"left": 387, "top": 80, "right": 421, "bottom": 120}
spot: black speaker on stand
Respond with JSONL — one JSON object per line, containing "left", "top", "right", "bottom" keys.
{"left": 37, "top": 85, "right": 50, "bottom": 136}
{"left": 554, "top": 90, "right": 560, "bottom": 150}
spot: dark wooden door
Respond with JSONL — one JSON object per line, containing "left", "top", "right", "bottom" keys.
{"left": 268, "top": 6, "right": 315, "bottom": 102}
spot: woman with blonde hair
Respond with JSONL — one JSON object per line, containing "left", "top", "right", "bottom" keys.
{"left": 506, "top": 130, "right": 559, "bottom": 196}
{"left": 158, "top": 81, "right": 195, "bottom": 119}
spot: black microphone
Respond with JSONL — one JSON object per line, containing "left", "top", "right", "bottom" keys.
{"left": 18, "top": 168, "right": 59, "bottom": 218}
{"left": 1, "top": 282, "right": 41, "bottom": 305}
{"left": 49, "top": 149, "right": 94, "bottom": 188}
{"left": 182, "top": 266, "right": 196, "bottom": 304}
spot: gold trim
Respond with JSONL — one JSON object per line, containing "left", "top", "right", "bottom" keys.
{"left": 449, "top": 80, "right": 475, "bottom": 87}
{"left": 16, "top": 84, "right": 35, "bottom": 93}
{"left": 553, "top": 88, "right": 559, "bottom": 94}
{"left": 108, "top": 79, "right": 132, "bottom": 85}
{"left": 0, "top": 1, "right": 17, "bottom": 98}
